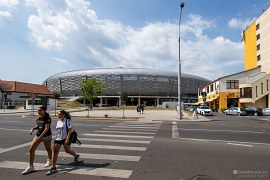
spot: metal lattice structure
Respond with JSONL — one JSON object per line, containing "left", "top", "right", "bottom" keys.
{"left": 43, "top": 68, "right": 211, "bottom": 104}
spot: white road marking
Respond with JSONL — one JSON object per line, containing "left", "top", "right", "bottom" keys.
{"left": 108, "top": 126, "right": 159, "bottom": 129}
{"left": 178, "top": 137, "right": 270, "bottom": 146}
{"left": 102, "top": 128, "right": 158, "bottom": 132}
{"left": 0, "top": 135, "right": 56, "bottom": 154}
{"left": 94, "top": 130, "right": 156, "bottom": 135}
{"left": 178, "top": 128, "right": 265, "bottom": 134}
{"left": 116, "top": 121, "right": 162, "bottom": 124}
{"left": 84, "top": 133, "right": 154, "bottom": 139}
{"left": 0, "top": 161, "right": 132, "bottom": 178}
{"left": 0, "top": 127, "right": 29, "bottom": 132}
{"left": 79, "top": 138, "right": 151, "bottom": 144}
{"left": 0, "top": 121, "right": 22, "bottom": 123}
{"left": 174, "top": 126, "right": 269, "bottom": 146}
{"left": 72, "top": 124, "right": 102, "bottom": 127}
{"left": 257, "top": 118, "right": 270, "bottom": 121}
{"left": 76, "top": 144, "right": 147, "bottom": 151}
{"left": 172, "top": 122, "right": 179, "bottom": 138}
{"left": 0, "top": 142, "right": 32, "bottom": 154}
{"left": 114, "top": 124, "right": 161, "bottom": 127}
{"left": 227, "top": 143, "right": 253, "bottom": 147}
{"left": 179, "top": 138, "right": 209, "bottom": 142}
{"left": 35, "top": 150, "right": 141, "bottom": 162}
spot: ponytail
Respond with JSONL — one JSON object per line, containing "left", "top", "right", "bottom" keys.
{"left": 60, "top": 110, "right": 71, "bottom": 120}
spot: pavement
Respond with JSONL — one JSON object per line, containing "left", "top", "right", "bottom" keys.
{"left": 0, "top": 108, "right": 211, "bottom": 122}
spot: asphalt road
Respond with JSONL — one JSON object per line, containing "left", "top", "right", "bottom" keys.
{"left": 0, "top": 113, "right": 269, "bottom": 180}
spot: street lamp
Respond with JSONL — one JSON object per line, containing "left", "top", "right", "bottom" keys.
{"left": 178, "top": 2, "right": 184, "bottom": 120}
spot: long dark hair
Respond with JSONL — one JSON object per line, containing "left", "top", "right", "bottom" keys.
{"left": 59, "top": 110, "right": 71, "bottom": 120}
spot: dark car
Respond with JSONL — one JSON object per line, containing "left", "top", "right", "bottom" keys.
{"left": 243, "top": 107, "right": 263, "bottom": 116}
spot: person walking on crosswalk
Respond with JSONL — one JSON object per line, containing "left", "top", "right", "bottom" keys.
{"left": 46, "top": 110, "right": 79, "bottom": 175}
{"left": 22, "top": 106, "right": 53, "bottom": 175}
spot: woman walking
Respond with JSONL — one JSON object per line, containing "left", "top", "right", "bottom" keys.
{"left": 22, "top": 106, "right": 52, "bottom": 175}
{"left": 46, "top": 110, "right": 79, "bottom": 175}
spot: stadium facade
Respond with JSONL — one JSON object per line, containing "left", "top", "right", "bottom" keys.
{"left": 43, "top": 68, "right": 211, "bottom": 106}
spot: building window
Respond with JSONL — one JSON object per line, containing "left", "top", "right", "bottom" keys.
{"left": 256, "top": 86, "right": 258, "bottom": 97}
{"left": 257, "top": 44, "right": 260, "bottom": 51}
{"left": 261, "top": 83, "right": 263, "bottom": 94}
{"left": 267, "top": 80, "right": 269, "bottom": 91}
{"left": 257, "top": 34, "right": 260, "bottom": 40}
{"left": 256, "top": 23, "right": 260, "bottom": 30}
{"left": 257, "top": 55, "right": 261, "bottom": 61}
{"left": 240, "top": 87, "right": 252, "bottom": 98}
{"left": 226, "top": 80, "right": 239, "bottom": 89}
{"left": 210, "top": 84, "right": 214, "bottom": 92}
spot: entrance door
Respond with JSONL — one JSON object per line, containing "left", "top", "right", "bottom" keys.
{"left": 227, "top": 98, "right": 238, "bottom": 108}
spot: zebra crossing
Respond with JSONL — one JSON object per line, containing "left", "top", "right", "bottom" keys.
{"left": 0, "top": 121, "right": 162, "bottom": 179}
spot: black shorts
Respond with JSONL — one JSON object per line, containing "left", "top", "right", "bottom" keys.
{"left": 54, "top": 139, "right": 71, "bottom": 145}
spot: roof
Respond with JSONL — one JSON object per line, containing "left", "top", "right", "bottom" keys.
{"left": 212, "top": 66, "right": 261, "bottom": 82}
{"left": 198, "top": 66, "right": 262, "bottom": 91}
{"left": 45, "top": 68, "right": 212, "bottom": 82}
{"left": 0, "top": 81, "right": 52, "bottom": 95}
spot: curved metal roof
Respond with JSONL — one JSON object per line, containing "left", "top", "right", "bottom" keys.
{"left": 45, "top": 68, "right": 212, "bottom": 82}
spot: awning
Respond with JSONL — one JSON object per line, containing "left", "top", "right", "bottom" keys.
{"left": 206, "top": 97, "right": 218, "bottom": 102}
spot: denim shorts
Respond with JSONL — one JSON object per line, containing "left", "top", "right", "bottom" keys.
{"left": 34, "top": 135, "right": 52, "bottom": 142}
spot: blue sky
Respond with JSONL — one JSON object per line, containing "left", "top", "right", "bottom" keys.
{"left": 0, "top": 0, "right": 270, "bottom": 84}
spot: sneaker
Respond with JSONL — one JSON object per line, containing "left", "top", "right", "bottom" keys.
{"left": 74, "top": 154, "right": 80, "bottom": 161}
{"left": 46, "top": 167, "right": 57, "bottom": 175}
{"left": 44, "top": 159, "right": 52, "bottom": 168}
{"left": 21, "top": 165, "right": 34, "bottom": 175}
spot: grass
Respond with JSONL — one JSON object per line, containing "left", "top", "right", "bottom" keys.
{"left": 58, "top": 100, "right": 85, "bottom": 108}
{"left": 57, "top": 100, "right": 175, "bottom": 110}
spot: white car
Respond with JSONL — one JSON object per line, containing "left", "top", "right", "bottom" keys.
{"left": 200, "top": 106, "right": 213, "bottom": 116}
{"left": 224, "top": 107, "right": 247, "bottom": 116}
{"left": 196, "top": 106, "right": 205, "bottom": 114}
{"left": 262, "top": 108, "right": 270, "bottom": 115}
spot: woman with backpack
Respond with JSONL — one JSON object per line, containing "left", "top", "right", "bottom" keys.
{"left": 46, "top": 110, "right": 79, "bottom": 175}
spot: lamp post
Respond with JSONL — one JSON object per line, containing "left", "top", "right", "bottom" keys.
{"left": 178, "top": 2, "right": 184, "bottom": 120}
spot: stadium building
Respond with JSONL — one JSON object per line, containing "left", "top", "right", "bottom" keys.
{"left": 43, "top": 68, "right": 211, "bottom": 106}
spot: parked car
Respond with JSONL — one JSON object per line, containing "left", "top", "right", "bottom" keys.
{"left": 224, "top": 107, "right": 247, "bottom": 116}
{"left": 188, "top": 106, "right": 197, "bottom": 112}
{"left": 200, "top": 106, "right": 213, "bottom": 116}
{"left": 196, "top": 106, "right": 205, "bottom": 114}
{"left": 95, "top": 103, "right": 111, "bottom": 107}
{"left": 262, "top": 108, "right": 270, "bottom": 115}
{"left": 243, "top": 107, "right": 263, "bottom": 116}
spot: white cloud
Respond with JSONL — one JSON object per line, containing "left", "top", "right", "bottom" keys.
{"left": 25, "top": 0, "right": 244, "bottom": 81}
{"left": 0, "top": 10, "right": 11, "bottom": 17}
{"left": 0, "top": 0, "right": 18, "bottom": 18}
{"left": 0, "top": 0, "right": 18, "bottom": 7}
{"left": 228, "top": 17, "right": 256, "bottom": 30}
{"left": 52, "top": 57, "right": 70, "bottom": 65}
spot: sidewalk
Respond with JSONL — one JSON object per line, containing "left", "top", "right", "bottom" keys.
{"left": 0, "top": 108, "right": 211, "bottom": 122}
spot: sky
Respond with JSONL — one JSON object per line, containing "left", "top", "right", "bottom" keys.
{"left": 0, "top": 0, "right": 270, "bottom": 84}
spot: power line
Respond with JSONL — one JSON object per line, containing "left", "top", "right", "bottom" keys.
{"left": 181, "top": 38, "right": 242, "bottom": 63}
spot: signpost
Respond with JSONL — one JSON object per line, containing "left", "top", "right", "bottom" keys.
{"left": 202, "top": 92, "right": 207, "bottom": 121}
{"left": 29, "top": 93, "right": 36, "bottom": 116}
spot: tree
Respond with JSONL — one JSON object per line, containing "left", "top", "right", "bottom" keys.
{"left": 120, "top": 92, "right": 128, "bottom": 118}
{"left": 80, "top": 78, "right": 105, "bottom": 117}
{"left": 52, "top": 92, "right": 61, "bottom": 116}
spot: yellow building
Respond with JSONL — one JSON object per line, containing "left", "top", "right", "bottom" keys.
{"left": 198, "top": 67, "right": 266, "bottom": 111}
{"left": 243, "top": 6, "right": 270, "bottom": 74}
{"left": 197, "top": 6, "right": 270, "bottom": 110}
